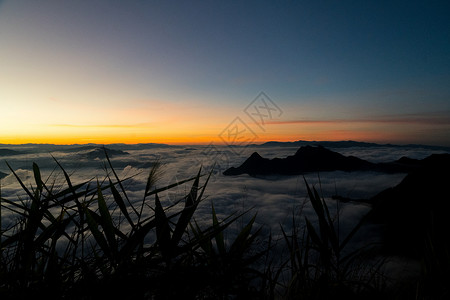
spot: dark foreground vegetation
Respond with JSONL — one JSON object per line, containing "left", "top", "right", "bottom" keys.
{"left": 0, "top": 152, "right": 449, "bottom": 299}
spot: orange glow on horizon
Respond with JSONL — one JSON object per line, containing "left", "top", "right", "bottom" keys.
{"left": 0, "top": 132, "right": 414, "bottom": 146}
{"left": 2, "top": 119, "right": 448, "bottom": 146}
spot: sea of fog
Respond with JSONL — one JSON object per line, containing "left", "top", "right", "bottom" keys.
{"left": 1, "top": 144, "right": 448, "bottom": 250}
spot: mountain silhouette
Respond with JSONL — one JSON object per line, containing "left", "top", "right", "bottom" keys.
{"left": 0, "top": 149, "right": 22, "bottom": 156}
{"left": 80, "top": 147, "right": 129, "bottom": 160}
{"left": 223, "top": 145, "right": 424, "bottom": 176}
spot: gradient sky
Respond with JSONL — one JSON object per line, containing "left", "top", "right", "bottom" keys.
{"left": 1, "top": 0, "right": 449, "bottom": 145}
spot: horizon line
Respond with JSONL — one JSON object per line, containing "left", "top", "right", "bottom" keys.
{"left": 1, "top": 139, "right": 450, "bottom": 148}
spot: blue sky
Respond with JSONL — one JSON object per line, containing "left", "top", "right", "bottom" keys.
{"left": 1, "top": 0, "right": 449, "bottom": 145}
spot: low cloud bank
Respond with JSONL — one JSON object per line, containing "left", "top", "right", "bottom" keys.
{"left": 0, "top": 145, "right": 439, "bottom": 240}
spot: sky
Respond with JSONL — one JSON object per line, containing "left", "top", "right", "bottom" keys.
{"left": 1, "top": 0, "right": 449, "bottom": 146}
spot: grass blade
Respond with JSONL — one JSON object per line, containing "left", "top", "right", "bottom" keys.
{"left": 109, "top": 179, "right": 134, "bottom": 228}
{"left": 155, "top": 193, "right": 172, "bottom": 260}
{"left": 97, "top": 181, "right": 118, "bottom": 256}
{"left": 84, "top": 206, "right": 111, "bottom": 260}
{"left": 212, "top": 203, "right": 226, "bottom": 255}
{"left": 32, "top": 163, "right": 43, "bottom": 193}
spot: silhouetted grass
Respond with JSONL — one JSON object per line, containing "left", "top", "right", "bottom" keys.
{"left": 1, "top": 151, "right": 448, "bottom": 299}
{"left": 0, "top": 151, "right": 266, "bottom": 299}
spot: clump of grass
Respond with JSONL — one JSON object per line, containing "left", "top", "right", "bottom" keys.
{"left": 0, "top": 150, "right": 265, "bottom": 299}
{"left": 187, "top": 204, "right": 268, "bottom": 299}
{"left": 276, "top": 178, "right": 387, "bottom": 299}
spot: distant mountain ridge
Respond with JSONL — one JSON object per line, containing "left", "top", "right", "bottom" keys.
{"left": 1, "top": 140, "right": 449, "bottom": 151}
{"left": 251, "top": 140, "right": 450, "bottom": 152}
{"left": 223, "top": 145, "right": 445, "bottom": 176}
{"left": 0, "top": 143, "right": 177, "bottom": 154}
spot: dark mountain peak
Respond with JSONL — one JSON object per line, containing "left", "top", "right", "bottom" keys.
{"left": 395, "top": 156, "right": 419, "bottom": 164}
{"left": 295, "top": 145, "right": 316, "bottom": 154}
{"left": 223, "top": 151, "right": 268, "bottom": 176}
{"left": 224, "top": 146, "right": 374, "bottom": 176}
{"left": 249, "top": 152, "right": 263, "bottom": 159}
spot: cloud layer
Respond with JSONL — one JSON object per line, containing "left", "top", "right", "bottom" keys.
{"left": 3, "top": 144, "right": 445, "bottom": 242}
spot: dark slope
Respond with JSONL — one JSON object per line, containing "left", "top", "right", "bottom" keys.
{"left": 368, "top": 153, "right": 450, "bottom": 257}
